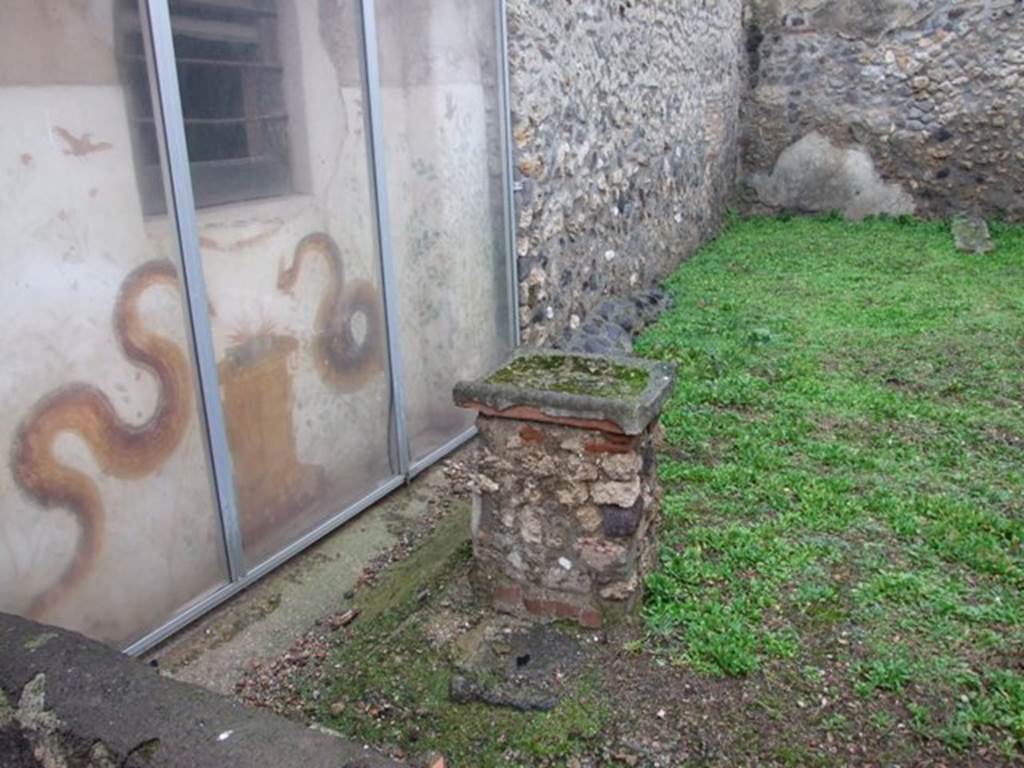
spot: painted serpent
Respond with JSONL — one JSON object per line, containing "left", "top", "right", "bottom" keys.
{"left": 12, "top": 260, "right": 192, "bottom": 620}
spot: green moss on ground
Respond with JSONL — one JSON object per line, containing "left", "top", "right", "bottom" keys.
{"left": 275, "top": 501, "right": 607, "bottom": 766}
{"left": 299, "top": 543, "right": 609, "bottom": 767}
{"left": 638, "top": 214, "right": 1024, "bottom": 758}
{"left": 487, "top": 354, "right": 649, "bottom": 399}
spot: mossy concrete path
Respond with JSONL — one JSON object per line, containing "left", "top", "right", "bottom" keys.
{"left": 149, "top": 462, "right": 469, "bottom": 697}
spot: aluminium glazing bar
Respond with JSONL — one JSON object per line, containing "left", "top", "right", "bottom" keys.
{"left": 496, "top": 0, "right": 521, "bottom": 348}
{"left": 408, "top": 425, "right": 478, "bottom": 480}
{"left": 141, "top": 0, "right": 246, "bottom": 582}
{"left": 357, "top": 0, "right": 412, "bottom": 478}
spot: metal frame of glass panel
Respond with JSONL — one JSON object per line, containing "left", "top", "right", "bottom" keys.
{"left": 139, "top": 0, "right": 246, "bottom": 585}
{"left": 359, "top": 0, "right": 411, "bottom": 480}
{"left": 122, "top": 0, "right": 518, "bottom": 656}
{"left": 497, "top": 0, "right": 521, "bottom": 350}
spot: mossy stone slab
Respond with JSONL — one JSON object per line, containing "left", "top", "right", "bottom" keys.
{"left": 453, "top": 350, "right": 677, "bottom": 435}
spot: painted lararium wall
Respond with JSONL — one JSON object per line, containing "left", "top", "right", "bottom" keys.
{"left": 0, "top": 1, "right": 230, "bottom": 646}
{"left": 0, "top": 0, "right": 514, "bottom": 649}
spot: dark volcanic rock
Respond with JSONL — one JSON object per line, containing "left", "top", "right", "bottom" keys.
{"left": 450, "top": 624, "right": 586, "bottom": 712}
{"left": 560, "top": 288, "right": 672, "bottom": 356}
{"left": 0, "top": 613, "right": 403, "bottom": 768}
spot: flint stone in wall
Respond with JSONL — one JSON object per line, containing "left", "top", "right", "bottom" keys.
{"left": 590, "top": 477, "right": 642, "bottom": 508}
{"left": 601, "top": 452, "right": 643, "bottom": 482}
{"left": 556, "top": 483, "right": 590, "bottom": 507}
{"left": 600, "top": 575, "right": 640, "bottom": 602}
{"left": 520, "top": 508, "right": 544, "bottom": 545}
{"left": 575, "top": 505, "right": 603, "bottom": 533}
{"left": 568, "top": 456, "right": 600, "bottom": 482}
{"left": 578, "top": 537, "right": 629, "bottom": 574}
{"left": 542, "top": 563, "right": 592, "bottom": 595}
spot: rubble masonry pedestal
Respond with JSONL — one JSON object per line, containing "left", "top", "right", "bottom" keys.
{"left": 454, "top": 351, "right": 677, "bottom": 629}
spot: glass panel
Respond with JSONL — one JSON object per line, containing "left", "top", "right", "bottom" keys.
{"left": 0, "top": 0, "right": 228, "bottom": 647}
{"left": 120, "top": 0, "right": 293, "bottom": 214}
{"left": 374, "top": 0, "right": 515, "bottom": 463}
{"left": 167, "top": 0, "right": 398, "bottom": 564}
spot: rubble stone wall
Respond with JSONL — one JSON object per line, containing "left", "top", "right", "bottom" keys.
{"left": 506, "top": 0, "right": 746, "bottom": 346}
{"left": 470, "top": 416, "right": 661, "bottom": 628}
{"left": 742, "top": 0, "right": 1024, "bottom": 221}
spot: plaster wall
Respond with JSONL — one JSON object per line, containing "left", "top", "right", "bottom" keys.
{"left": 0, "top": 0, "right": 510, "bottom": 645}
{"left": 0, "top": 81, "right": 227, "bottom": 646}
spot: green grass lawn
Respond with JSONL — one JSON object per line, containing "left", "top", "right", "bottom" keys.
{"left": 637, "top": 215, "right": 1024, "bottom": 757}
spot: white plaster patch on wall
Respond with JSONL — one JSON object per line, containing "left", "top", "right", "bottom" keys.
{"left": 750, "top": 131, "right": 916, "bottom": 221}
{"left": 743, "top": 0, "right": 1024, "bottom": 220}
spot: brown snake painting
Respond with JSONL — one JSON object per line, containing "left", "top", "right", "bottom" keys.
{"left": 11, "top": 260, "right": 192, "bottom": 621}
{"left": 276, "top": 232, "right": 385, "bottom": 392}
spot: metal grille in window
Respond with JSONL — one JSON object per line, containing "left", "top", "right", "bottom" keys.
{"left": 118, "top": 0, "right": 291, "bottom": 214}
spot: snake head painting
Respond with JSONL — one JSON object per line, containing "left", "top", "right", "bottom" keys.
{"left": 276, "top": 255, "right": 302, "bottom": 295}
{"left": 276, "top": 232, "right": 387, "bottom": 393}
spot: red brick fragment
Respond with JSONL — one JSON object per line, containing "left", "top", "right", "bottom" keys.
{"left": 523, "top": 596, "right": 554, "bottom": 618}
{"left": 469, "top": 404, "right": 626, "bottom": 434}
{"left": 584, "top": 434, "right": 639, "bottom": 454}
{"left": 519, "top": 425, "right": 545, "bottom": 443}
{"left": 494, "top": 584, "right": 522, "bottom": 609}
{"left": 552, "top": 601, "right": 581, "bottom": 620}
{"left": 515, "top": 587, "right": 604, "bottom": 629}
